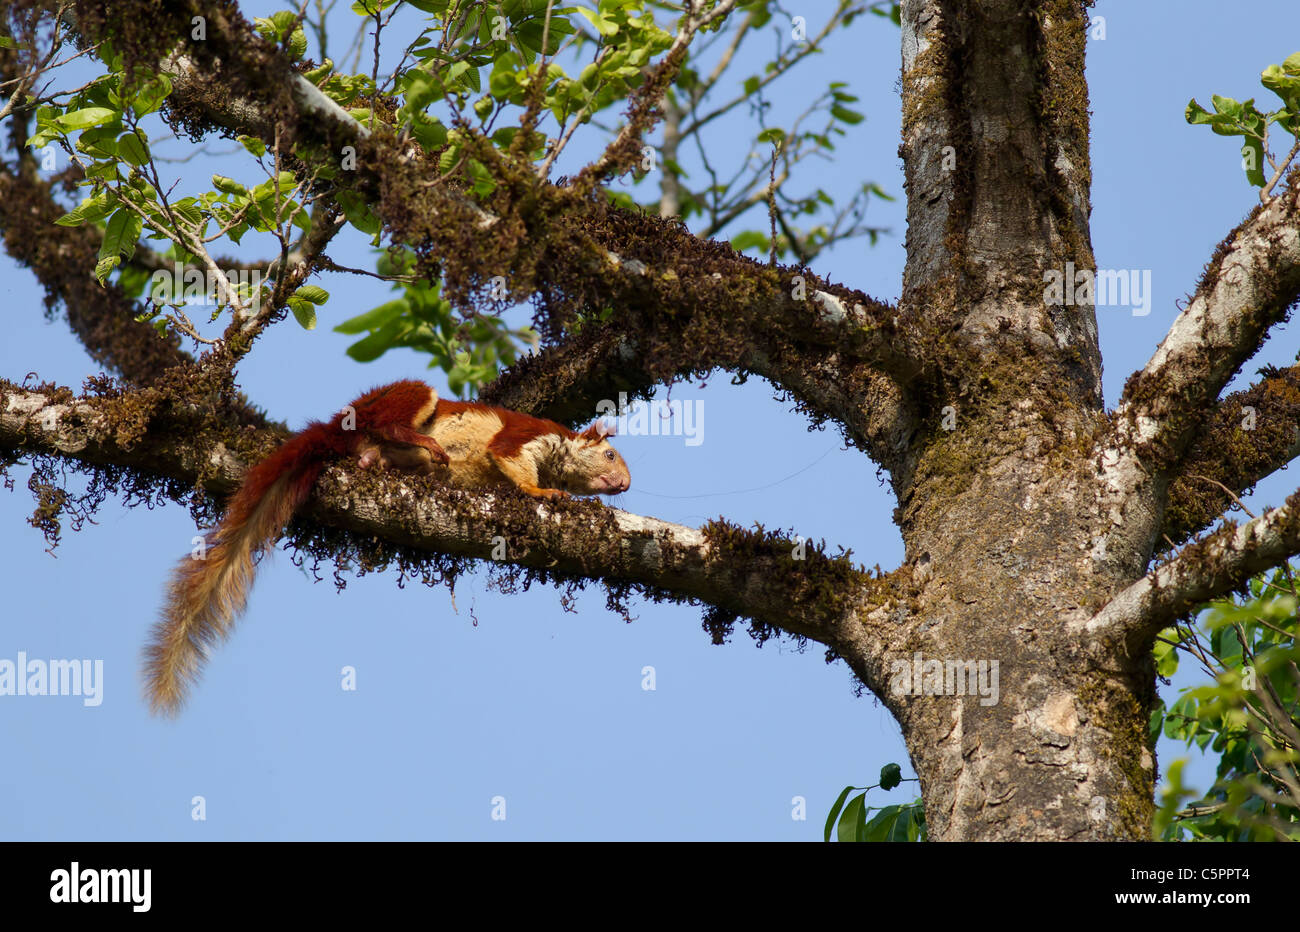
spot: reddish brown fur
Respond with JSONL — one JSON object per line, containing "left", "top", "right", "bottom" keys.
{"left": 145, "top": 380, "right": 444, "bottom": 715}
{"left": 337, "top": 380, "right": 447, "bottom": 462}
{"left": 144, "top": 380, "right": 627, "bottom": 715}
{"left": 436, "top": 399, "right": 571, "bottom": 458}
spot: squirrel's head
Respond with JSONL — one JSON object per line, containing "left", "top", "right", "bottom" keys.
{"left": 567, "top": 420, "right": 630, "bottom": 494}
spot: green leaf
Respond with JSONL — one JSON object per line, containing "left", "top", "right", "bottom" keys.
{"left": 56, "top": 107, "right": 117, "bottom": 130}
{"left": 99, "top": 208, "right": 141, "bottom": 262}
{"left": 76, "top": 125, "right": 119, "bottom": 158}
{"left": 1211, "top": 94, "right": 1242, "bottom": 117}
{"left": 334, "top": 299, "right": 408, "bottom": 334}
{"left": 836, "top": 793, "right": 866, "bottom": 842}
{"left": 287, "top": 26, "right": 307, "bottom": 61}
{"left": 824, "top": 785, "right": 854, "bottom": 842}
{"left": 1242, "top": 137, "right": 1266, "bottom": 186}
{"left": 304, "top": 58, "right": 334, "bottom": 85}
{"left": 488, "top": 70, "right": 515, "bottom": 101}
{"left": 287, "top": 296, "right": 318, "bottom": 329}
{"left": 288, "top": 202, "right": 312, "bottom": 233}
{"left": 467, "top": 159, "right": 497, "bottom": 197}
{"left": 118, "top": 263, "right": 151, "bottom": 299}
{"left": 1148, "top": 699, "right": 1167, "bottom": 746}
{"left": 94, "top": 255, "right": 120, "bottom": 283}
{"left": 411, "top": 116, "right": 449, "bottom": 150}
{"left": 84, "top": 160, "right": 121, "bottom": 182}
{"left": 865, "top": 181, "right": 895, "bottom": 201}
{"left": 116, "top": 130, "right": 149, "bottom": 166}
{"left": 438, "top": 142, "right": 463, "bottom": 174}
{"left": 131, "top": 74, "right": 173, "bottom": 116}
{"left": 730, "top": 230, "right": 768, "bottom": 253}
{"left": 55, "top": 192, "right": 114, "bottom": 227}
{"left": 337, "top": 190, "right": 381, "bottom": 235}
{"left": 831, "top": 104, "right": 864, "bottom": 125}
{"left": 402, "top": 71, "right": 439, "bottom": 116}
{"left": 1186, "top": 98, "right": 1233, "bottom": 128}
{"left": 879, "top": 762, "right": 902, "bottom": 791}
{"left": 1154, "top": 632, "right": 1180, "bottom": 677}
{"left": 344, "top": 318, "right": 406, "bottom": 362}
{"left": 862, "top": 803, "right": 920, "bottom": 842}
{"left": 294, "top": 284, "right": 330, "bottom": 304}
{"left": 238, "top": 135, "right": 267, "bottom": 158}
{"left": 576, "top": 7, "right": 619, "bottom": 37}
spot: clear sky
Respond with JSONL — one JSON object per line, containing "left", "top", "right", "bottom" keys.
{"left": 1, "top": 1, "right": 1297, "bottom": 840}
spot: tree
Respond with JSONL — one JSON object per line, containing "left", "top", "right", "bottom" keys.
{"left": 3, "top": 0, "right": 1300, "bottom": 842}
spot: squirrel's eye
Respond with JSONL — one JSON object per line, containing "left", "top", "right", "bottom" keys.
{"left": 605, "top": 450, "right": 615, "bottom": 461}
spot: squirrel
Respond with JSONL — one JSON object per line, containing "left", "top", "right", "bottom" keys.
{"left": 144, "top": 379, "right": 630, "bottom": 715}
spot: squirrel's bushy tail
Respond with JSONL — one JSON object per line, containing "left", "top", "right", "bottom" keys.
{"left": 144, "top": 424, "right": 340, "bottom": 715}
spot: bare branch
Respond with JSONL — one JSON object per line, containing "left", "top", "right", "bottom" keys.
{"left": 1261, "top": 135, "right": 1300, "bottom": 203}
{"left": 1081, "top": 487, "right": 1300, "bottom": 653}
{"left": 679, "top": 2, "right": 850, "bottom": 140}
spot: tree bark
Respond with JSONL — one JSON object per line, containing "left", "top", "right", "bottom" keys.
{"left": 4, "top": 0, "right": 1300, "bottom": 840}
{"left": 885, "top": 0, "right": 1147, "bottom": 839}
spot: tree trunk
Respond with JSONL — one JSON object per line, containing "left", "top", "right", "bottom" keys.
{"left": 6, "top": 0, "right": 1300, "bottom": 841}
{"left": 886, "top": 0, "right": 1155, "bottom": 839}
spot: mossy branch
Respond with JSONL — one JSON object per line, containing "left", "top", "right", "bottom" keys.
{"left": 73, "top": 0, "right": 920, "bottom": 477}
{"left": 0, "top": 379, "right": 904, "bottom": 676}
{"left": 1161, "top": 364, "right": 1300, "bottom": 547}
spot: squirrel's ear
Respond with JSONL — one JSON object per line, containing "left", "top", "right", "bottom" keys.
{"left": 580, "top": 420, "right": 616, "bottom": 441}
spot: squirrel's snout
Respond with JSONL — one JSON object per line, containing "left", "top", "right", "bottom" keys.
{"left": 597, "top": 473, "right": 630, "bottom": 493}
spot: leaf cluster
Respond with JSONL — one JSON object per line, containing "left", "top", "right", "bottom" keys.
{"left": 1152, "top": 564, "right": 1300, "bottom": 841}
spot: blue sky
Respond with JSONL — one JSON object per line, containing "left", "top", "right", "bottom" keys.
{"left": 1, "top": 1, "right": 1297, "bottom": 840}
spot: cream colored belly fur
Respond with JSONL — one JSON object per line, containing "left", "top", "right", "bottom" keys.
{"left": 428, "top": 407, "right": 510, "bottom": 488}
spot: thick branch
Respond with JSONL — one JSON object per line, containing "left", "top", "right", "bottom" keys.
{"left": 0, "top": 380, "right": 904, "bottom": 672}
{"left": 1112, "top": 166, "right": 1300, "bottom": 478}
{"left": 1082, "top": 487, "right": 1300, "bottom": 654}
{"left": 479, "top": 274, "right": 921, "bottom": 486}
{"left": 0, "top": 163, "right": 193, "bottom": 385}
{"left": 96, "top": 0, "right": 921, "bottom": 480}
{"left": 898, "top": 0, "right": 1100, "bottom": 400}
{"left": 1161, "top": 364, "right": 1300, "bottom": 546}
{"left": 1092, "top": 166, "right": 1300, "bottom": 570}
